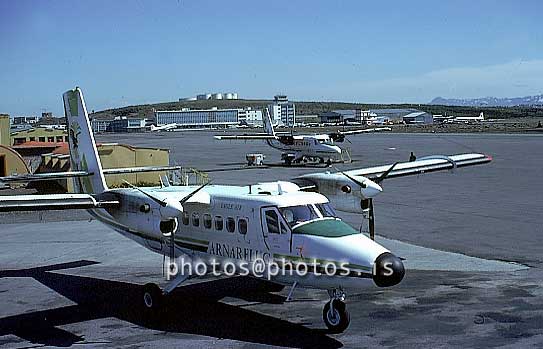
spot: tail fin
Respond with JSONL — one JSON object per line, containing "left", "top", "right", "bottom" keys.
{"left": 263, "top": 108, "right": 276, "bottom": 137}
{"left": 63, "top": 87, "right": 107, "bottom": 194}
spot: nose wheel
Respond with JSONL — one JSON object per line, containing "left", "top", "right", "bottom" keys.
{"left": 323, "top": 289, "right": 350, "bottom": 333}
{"left": 142, "top": 283, "right": 163, "bottom": 314}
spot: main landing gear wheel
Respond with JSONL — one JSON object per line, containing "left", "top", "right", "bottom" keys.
{"left": 142, "top": 283, "right": 163, "bottom": 313}
{"left": 323, "top": 299, "right": 350, "bottom": 333}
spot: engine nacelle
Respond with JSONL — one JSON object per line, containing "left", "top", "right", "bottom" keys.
{"left": 325, "top": 193, "right": 370, "bottom": 215}
{"left": 296, "top": 172, "right": 381, "bottom": 213}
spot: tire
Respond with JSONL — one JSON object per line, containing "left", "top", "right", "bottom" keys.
{"left": 142, "top": 283, "right": 163, "bottom": 313}
{"left": 323, "top": 300, "right": 350, "bottom": 333}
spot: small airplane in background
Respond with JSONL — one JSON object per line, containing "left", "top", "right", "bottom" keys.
{"left": 0, "top": 87, "right": 492, "bottom": 333}
{"left": 215, "top": 110, "right": 391, "bottom": 165}
{"left": 40, "top": 124, "right": 67, "bottom": 130}
{"left": 452, "top": 112, "right": 485, "bottom": 124}
{"left": 150, "top": 123, "right": 179, "bottom": 132}
{"left": 435, "top": 112, "right": 486, "bottom": 124}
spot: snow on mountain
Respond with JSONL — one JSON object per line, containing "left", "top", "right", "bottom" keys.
{"left": 430, "top": 95, "right": 543, "bottom": 107}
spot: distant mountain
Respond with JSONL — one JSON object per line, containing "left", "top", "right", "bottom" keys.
{"left": 430, "top": 94, "right": 543, "bottom": 107}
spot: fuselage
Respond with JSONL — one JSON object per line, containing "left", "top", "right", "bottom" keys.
{"left": 89, "top": 182, "right": 401, "bottom": 290}
{"left": 266, "top": 135, "right": 342, "bottom": 160}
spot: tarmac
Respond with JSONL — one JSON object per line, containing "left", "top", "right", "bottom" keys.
{"left": 1, "top": 131, "right": 543, "bottom": 348}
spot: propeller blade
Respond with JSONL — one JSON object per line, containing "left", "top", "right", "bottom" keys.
{"left": 337, "top": 170, "right": 367, "bottom": 188}
{"left": 170, "top": 218, "right": 177, "bottom": 261}
{"left": 374, "top": 162, "right": 399, "bottom": 184}
{"left": 122, "top": 180, "right": 167, "bottom": 207}
{"left": 368, "top": 198, "right": 375, "bottom": 240}
{"left": 179, "top": 181, "right": 212, "bottom": 205}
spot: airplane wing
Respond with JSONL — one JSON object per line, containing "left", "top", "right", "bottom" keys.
{"left": 296, "top": 153, "right": 492, "bottom": 189}
{"left": 343, "top": 153, "right": 491, "bottom": 180}
{"left": 214, "top": 135, "right": 277, "bottom": 140}
{"left": 0, "top": 193, "right": 119, "bottom": 212}
{"left": 339, "top": 127, "right": 392, "bottom": 135}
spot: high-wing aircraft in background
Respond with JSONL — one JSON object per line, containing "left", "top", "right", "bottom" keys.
{"left": 452, "top": 112, "right": 485, "bottom": 124}
{"left": 0, "top": 88, "right": 491, "bottom": 333}
{"left": 150, "top": 123, "right": 179, "bottom": 132}
{"left": 214, "top": 110, "right": 391, "bottom": 165}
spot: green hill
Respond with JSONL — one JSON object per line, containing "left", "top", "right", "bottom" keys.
{"left": 90, "top": 99, "right": 543, "bottom": 120}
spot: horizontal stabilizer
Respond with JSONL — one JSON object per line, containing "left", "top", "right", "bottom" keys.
{"left": 0, "top": 194, "right": 119, "bottom": 212}
{"left": 0, "top": 171, "right": 90, "bottom": 184}
{"left": 0, "top": 166, "right": 182, "bottom": 185}
{"left": 214, "top": 134, "right": 277, "bottom": 140}
{"left": 102, "top": 165, "right": 182, "bottom": 175}
{"left": 340, "top": 127, "right": 392, "bottom": 135}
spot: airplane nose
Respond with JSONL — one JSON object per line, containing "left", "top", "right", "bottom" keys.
{"left": 372, "top": 252, "right": 405, "bottom": 287}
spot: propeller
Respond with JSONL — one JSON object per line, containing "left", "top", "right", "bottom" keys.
{"left": 337, "top": 163, "right": 399, "bottom": 241}
{"left": 368, "top": 198, "right": 375, "bottom": 240}
{"left": 374, "top": 162, "right": 399, "bottom": 184}
{"left": 329, "top": 132, "right": 345, "bottom": 143}
{"left": 337, "top": 170, "right": 382, "bottom": 199}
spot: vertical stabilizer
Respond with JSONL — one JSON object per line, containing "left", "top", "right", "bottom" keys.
{"left": 63, "top": 87, "right": 107, "bottom": 194}
{"left": 263, "top": 108, "right": 276, "bottom": 137}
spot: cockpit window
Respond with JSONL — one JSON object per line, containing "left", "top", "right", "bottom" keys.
{"left": 292, "top": 219, "right": 359, "bottom": 237}
{"left": 279, "top": 205, "right": 319, "bottom": 228}
{"left": 315, "top": 203, "right": 337, "bottom": 218}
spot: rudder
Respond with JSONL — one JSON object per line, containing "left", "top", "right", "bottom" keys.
{"left": 63, "top": 87, "right": 107, "bottom": 194}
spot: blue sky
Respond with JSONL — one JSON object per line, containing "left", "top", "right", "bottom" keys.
{"left": 1, "top": 0, "right": 542, "bottom": 116}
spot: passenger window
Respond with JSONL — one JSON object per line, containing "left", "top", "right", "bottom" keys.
{"left": 182, "top": 211, "right": 189, "bottom": 225}
{"left": 238, "top": 218, "right": 247, "bottom": 235}
{"left": 192, "top": 213, "right": 200, "bottom": 227}
{"left": 214, "top": 216, "right": 223, "bottom": 231}
{"left": 203, "top": 214, "right": 212, "bottom": 229}
{"left": 265, "top": 210, "right": 280, "bottom": 234}
{"left": 226, "top": 217, "right": 235, "bottom": 233}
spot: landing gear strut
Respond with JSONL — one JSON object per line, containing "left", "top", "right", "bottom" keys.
{"left": 323, "top": 289, "right": 350, "bottom": 333}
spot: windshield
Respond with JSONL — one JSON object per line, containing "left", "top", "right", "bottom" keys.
{"left": 279, "top": 205, "right": 319, "bottom": 228}
{"left": 292, "top": 219, "right": 360, "bottom": 238}
{"left": 315, "top": 203, "right": 337, "bottom": 217}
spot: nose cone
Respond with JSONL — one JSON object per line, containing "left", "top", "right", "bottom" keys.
{"left": 361, "top": 179, "right": 382, "bottom": 199}
{"left": 373, "top": 252, "right": 405, "bottom": 287}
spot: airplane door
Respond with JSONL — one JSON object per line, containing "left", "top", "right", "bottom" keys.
{"left": 261, "top": 207, "right": 291, "bottom": 254}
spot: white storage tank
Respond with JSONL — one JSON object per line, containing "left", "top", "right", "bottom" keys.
{"left": 225, "top": 93, "right": 234, "bottom": 100}
{"left": 212, "top": 93, "right": 223, "bottom": 100}
{"left": 232, "top": 93, "right": 238, "bottom": 99}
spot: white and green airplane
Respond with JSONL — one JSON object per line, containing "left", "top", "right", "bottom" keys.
{"left": 0, "top": 88, "right": 492, "bottom": 333}
{"left": 215, "top": 109, "right": 392, "bottom": 165}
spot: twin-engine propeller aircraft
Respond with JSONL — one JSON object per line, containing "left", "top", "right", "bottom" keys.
{"left": 150, "top": 123, "right": 179, "bottom": 132}
{"left": 0, "top": 88, "right": 492, "bottom": 333}
{"left": 214, "top": 110, "right": 391, "bottom": 165}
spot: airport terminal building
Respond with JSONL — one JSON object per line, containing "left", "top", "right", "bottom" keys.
{"left": 155, "top": 108, "right": 240, "bottom": 128}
